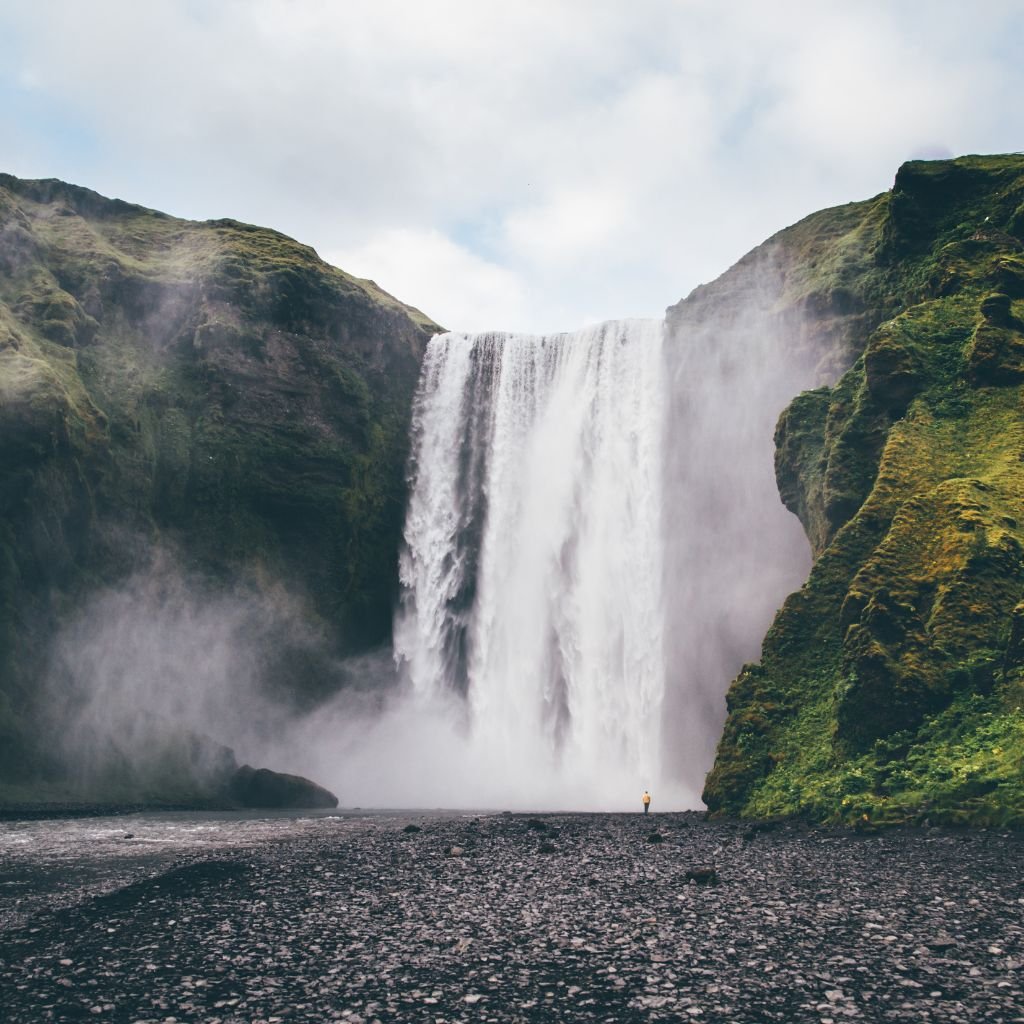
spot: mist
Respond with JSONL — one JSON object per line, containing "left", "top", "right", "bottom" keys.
{"left": 659, "top": 256, "right": 831, "bottom": 787}
{"left": 41, "top": 251, "right": 848, "bottom": 812}
{"left": 283, "top": 269, "right": 842, "bottom": 812}
{"left": 43, "top": 549, "right": 339, "bottom": 800}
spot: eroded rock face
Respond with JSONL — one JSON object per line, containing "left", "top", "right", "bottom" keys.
{"left": 0, "top": 173, "right": 439, "bottom": 787}
{"left": 705, "top": 155, "right": 1024, "bottom": 826}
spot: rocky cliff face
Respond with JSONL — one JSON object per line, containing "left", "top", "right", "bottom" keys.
{"left": 699, "top": 155, "right": 1024, "bottom": 826}
{"left": 5, "top": 158, "right": 1022, "bottom": 822}
{"left": 0, "top": 174, "right": 439, "bottom": 787}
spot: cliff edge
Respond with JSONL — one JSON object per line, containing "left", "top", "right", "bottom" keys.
{"left": 0, "top": 175, "right": 439, "bottom": 789}
{"left": 701, "top": 155, "right": 1024, "bottom": 826}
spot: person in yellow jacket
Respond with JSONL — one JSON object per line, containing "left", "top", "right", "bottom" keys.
{"left": 642, "top": 790, "right": 651, "bottom": 815}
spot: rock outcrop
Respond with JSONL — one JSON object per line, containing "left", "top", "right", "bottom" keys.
{"left": 227, "top": 764, "right": 338, "bottom": 809}
{"left": 0, "top": 174, "right": 439, "bottom": 788}
{"left": 701, "top": 155, "right": 1024, "bottom": 826}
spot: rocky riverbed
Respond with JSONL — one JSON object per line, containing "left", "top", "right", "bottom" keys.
{"left": 1, "top": 811, "right": 1022, "bottom": 1022}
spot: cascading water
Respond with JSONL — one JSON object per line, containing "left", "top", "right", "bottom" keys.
{"left": 279, "top": 276, "right": 826, "bottom": 808}
{"left": 395, "top": 320, "right": 668, "bottom": 805}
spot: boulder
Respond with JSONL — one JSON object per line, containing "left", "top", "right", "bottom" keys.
{"left": 684, "top": 867, "right": 719, "bottom": 885}
{"left": 227, "top": 764, "right": 338, "bottom": 809}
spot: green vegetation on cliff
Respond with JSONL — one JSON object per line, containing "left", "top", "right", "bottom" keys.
{"left": 0, "top": 175, "right": 439, "bottom": 783}
{"left": 702, "top": 155, "right": 1024, "bottom": 826}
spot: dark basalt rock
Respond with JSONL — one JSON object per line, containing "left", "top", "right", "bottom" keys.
{"left": 226, "top": 764, "right": 338, "bottom": 809}
{"left": 3, "top": 812, "right": 1023, "bottom": 1023}
{"left": 684, "top": 866, "right": 719, "bottom": 885}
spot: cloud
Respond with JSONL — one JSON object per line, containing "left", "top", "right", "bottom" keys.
{"left": 328, "top": 228, "right": 527, "bottom": 335}
{"left": 0, "top": 0, "right": 1022, "bottom": 331}
{"left": 502, "top": 187, "right": 629, "bottom": 271}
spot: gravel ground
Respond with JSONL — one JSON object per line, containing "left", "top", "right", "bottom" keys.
{"left": 1, "top": 812, "right": 1023, "bottom": 1023}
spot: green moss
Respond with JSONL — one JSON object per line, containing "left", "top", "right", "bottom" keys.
{"left": 0, "top": 172, "right": 441, "bottom": 777}
{"left": 705, "top": 154, "right": 1024, "bottom": 826}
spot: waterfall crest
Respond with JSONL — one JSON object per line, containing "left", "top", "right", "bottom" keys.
{"left": 395, "top": 321, "right": 667, "bottom": 804}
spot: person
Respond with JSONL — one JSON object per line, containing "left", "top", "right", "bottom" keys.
{"left": 642, "top": 790, "right": 651, "bottom": 815}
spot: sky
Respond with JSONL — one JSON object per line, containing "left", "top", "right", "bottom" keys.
{"left": 1, "top": 1, "right": 1022, "bottom": 334}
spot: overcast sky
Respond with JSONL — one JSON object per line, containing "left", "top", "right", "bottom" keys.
{"left": 2, "top": 1, "right": 1022, "bottom": 333}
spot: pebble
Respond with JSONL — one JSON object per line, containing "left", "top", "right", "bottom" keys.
{"left": 0, "top": 812, "right": 1022, "bottom": 1022}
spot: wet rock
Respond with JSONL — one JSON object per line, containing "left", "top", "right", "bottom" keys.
{"left": 226, "top": 765, "right": 338, "bottom": 809}
{"left": 2, "top": 811, "right": 1023, "bottom": 1024}
{"left": 684, "top": 866, "right": 719, "bottom": 885}
{"left": 402, "top": 824, "right": 421, "bottom": 834}
{"left": 742, "top": 818, "right": 781, "bottom": 841}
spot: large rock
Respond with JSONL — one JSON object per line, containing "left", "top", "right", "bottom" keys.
{"left": 227, "top": 764, "right": 338, "bottom": 809}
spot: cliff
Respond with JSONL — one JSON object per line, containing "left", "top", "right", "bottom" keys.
{"left": 697, "top": 155, "right": 1024, "bottom": 826}
{"left": 5, "top": 157, "right": 1023, "bottom": 822}
{"left": 0, "top": 174, "right": 439, "bottom": 787}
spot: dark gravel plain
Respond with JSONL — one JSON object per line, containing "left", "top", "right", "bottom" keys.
{"left": 1, "top": 812, "right": 1023, "bottom": 1023}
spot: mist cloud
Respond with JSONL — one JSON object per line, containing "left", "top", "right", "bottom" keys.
{"left": 44, "top": 550, "right": 339, "bottom": 799}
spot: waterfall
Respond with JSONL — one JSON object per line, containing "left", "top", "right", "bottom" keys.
{"left": 395, "top": 320, "right": 667, "bottom": 804}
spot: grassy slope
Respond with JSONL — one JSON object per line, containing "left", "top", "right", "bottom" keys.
{"left": 702, "top": 155, "right": 1024, "bottom": 826}
{"left": 0, "top": 175, "right": 439, "bottom": 781}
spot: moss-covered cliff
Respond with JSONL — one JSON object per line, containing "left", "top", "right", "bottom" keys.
{"left": 700, "top": 155, "right": 1024, "bottom": 826}
{"left": 0, "top": 174, "right": 439, "bottom": 783}
{"left": 6, "top": 157, "right": 1022, "bottom": 820}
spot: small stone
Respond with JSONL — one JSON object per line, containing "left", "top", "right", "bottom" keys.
{"left": 684, "top": 867, "right": 718, "bottom": 886}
